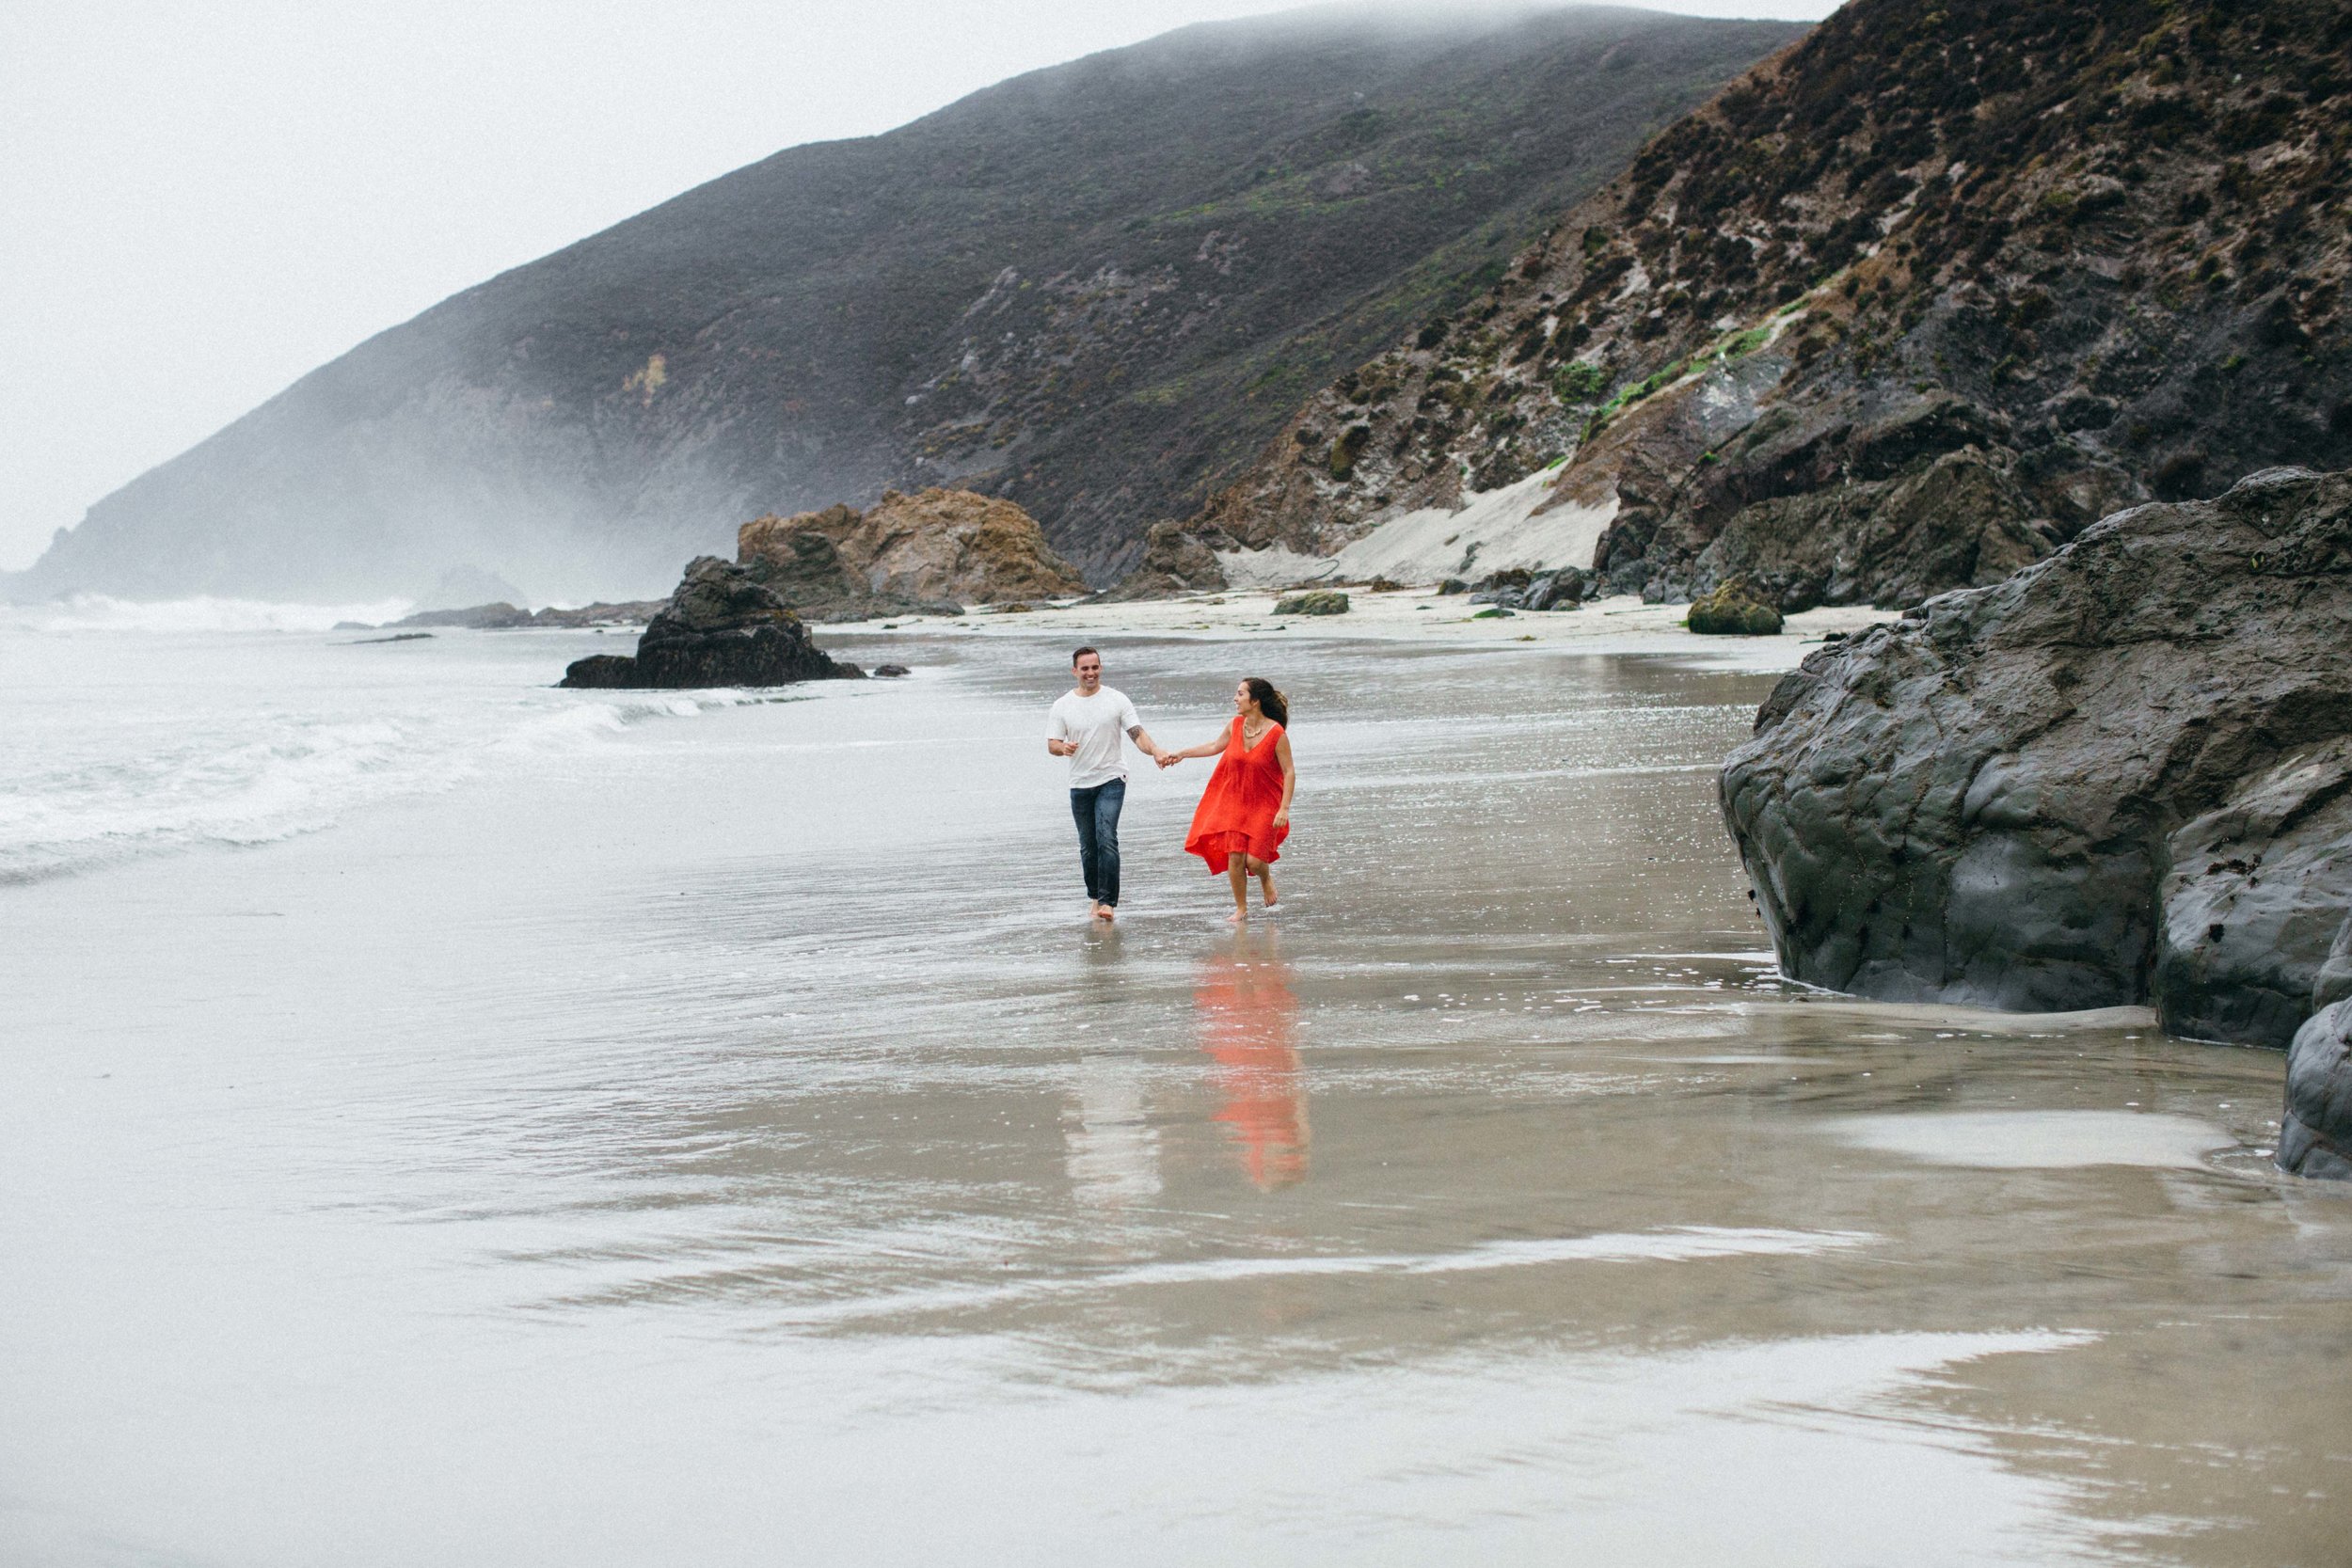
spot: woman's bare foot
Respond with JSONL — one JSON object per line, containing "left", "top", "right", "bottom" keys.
{"left": 1258, "top": 871, "right": 1278, "bottom": 906}
{"left": 1226, "top": 911, "right": 1246, "bottom": 925}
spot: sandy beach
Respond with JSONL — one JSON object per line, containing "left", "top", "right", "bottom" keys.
{"left": 3, "top": 619, "right": 2344, "bottom": 1564}
{"left": 817, "top": 586, "right": 1900, "bottom": 661}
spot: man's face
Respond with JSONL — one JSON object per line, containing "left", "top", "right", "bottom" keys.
{"left": 1073, "top": 655, "right": 1102, "bottom": 689}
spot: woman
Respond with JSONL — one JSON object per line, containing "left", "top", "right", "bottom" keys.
{"left": 1161, "top": 677, "right": 1295, "bottom": 923}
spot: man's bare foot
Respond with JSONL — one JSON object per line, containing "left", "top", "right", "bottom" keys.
{"left": 1095, "top": 904, "right": 1116, "bottom": 921}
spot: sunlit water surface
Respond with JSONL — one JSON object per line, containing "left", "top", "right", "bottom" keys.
{"left": 2, "top": 626, "right": 2346, "bottom": 1566}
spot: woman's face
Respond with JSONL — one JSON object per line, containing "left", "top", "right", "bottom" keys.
{"left": 1233, "top": 682, "right": 1258, "bottom": 716}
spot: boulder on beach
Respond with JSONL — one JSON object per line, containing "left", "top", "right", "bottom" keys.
{"left": 1685, "top": 578, "right": 1781, "bottom": 635}
{"left": 1471, "top": 566, "right": 1586, "bottom": 611}
{"left": 559, "top": 557, "right": 863, "bottom": 689}
{"left": 2282, "top": 997, "right": 2352, "bottom": 1180}
{"left": 1718, "top": 467, "right": 2352, "bottom": 1170}
{"left": 1273, "top": 589, "right": 1350, "bottom": 616}
{"left": 738, "top": 488, "right": 1084, "bottom": 618}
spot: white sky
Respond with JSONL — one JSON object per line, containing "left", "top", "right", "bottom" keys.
{"left": 0, "top": 0, "right": 1837, "bottom": 570}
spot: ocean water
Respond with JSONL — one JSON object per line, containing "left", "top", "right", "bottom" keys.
{"left": 2, "top": 618, "right": 2346, "bottom": 1565}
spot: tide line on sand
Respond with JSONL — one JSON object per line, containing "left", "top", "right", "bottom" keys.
{"left": 737, "top": 1226, "right": 1879, "bottom": 1329}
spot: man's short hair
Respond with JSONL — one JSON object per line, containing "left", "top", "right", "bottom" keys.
{"left": 1072, "top": 646, "right": 1100, "bottom": 665}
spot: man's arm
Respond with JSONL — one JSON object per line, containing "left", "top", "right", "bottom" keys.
{"left": 1120, "top": 697, "right": 1164, "bottom": 762}
{"left": 1047, "top": 708, "right": 1076, "bottom": 756}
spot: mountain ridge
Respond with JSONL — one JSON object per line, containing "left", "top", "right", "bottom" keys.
{"left": 15, "top": 4, "right": 1806, "bottom": 604}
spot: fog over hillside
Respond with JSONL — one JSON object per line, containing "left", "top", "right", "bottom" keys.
{"left": 9, "top": 4, "right": 1804, "bottom": 605}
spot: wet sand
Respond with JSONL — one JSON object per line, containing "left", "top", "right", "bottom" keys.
{"left": 2, "top": 631, "right": 2344, "bottom": 1564}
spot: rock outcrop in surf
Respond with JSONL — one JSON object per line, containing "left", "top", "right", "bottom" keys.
{"left": 559, "top": 557, "right": 862, "bottom": 689}
{"left": 737, "top": 489, "right": 1083, "bottom": 619}
{"left": 1717, "top": 467, "right": 2352, "bottom": 1175}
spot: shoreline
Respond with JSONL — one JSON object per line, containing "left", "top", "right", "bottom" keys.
{"left": 812, "top": 588, "right": 1899, "bottom": 667}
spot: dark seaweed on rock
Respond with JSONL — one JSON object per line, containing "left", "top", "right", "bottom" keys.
{"left": 1684, "top": 578, "right": 1782, "bottom": 635}
{"left": 1175, "top": 0, "right": 2352, "bottom": 605}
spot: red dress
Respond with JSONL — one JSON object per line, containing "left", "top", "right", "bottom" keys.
{"left": 1184, "top": 718, "right": 1289, "bottom": 873}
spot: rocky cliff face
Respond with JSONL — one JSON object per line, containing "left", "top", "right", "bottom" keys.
{"left": 16, "top": 7, "right": 1803, "bottom": 604}
{"left": 1168, "top": 0, "right": 2352, "bottom": 602}
{"left": 1715, "top": 467, "right": 2352, "bottom": 1175}
{"left": 737, "top": 488, "right": 1084, "bottom": 617}
{"left": 559, "top": 557, "right": 862, "bottom": 689}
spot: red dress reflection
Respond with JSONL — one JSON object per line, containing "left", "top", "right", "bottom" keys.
{"left": 1196, "top": 941, "right": 1309, "bottom": 1189}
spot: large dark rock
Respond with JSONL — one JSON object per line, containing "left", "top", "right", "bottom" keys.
{"left": 1720, "top": 467, "right": 2352, "bottom": 1044}
{"left": 2279, "top": 915, "right": 2352, "bottom": 1179}
{"left": 2282, "top": 1001, "right": 2352, "bottom": 1180}
{"left": 559, "top": 557, "right": 862, "bottom": 689}
{"left": 2153, "top": 739, "right": 2352, "bottom": 1049}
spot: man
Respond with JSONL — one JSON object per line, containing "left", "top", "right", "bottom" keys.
{"left": 1047, "top": 646, "right": 1167, "bottom": 921}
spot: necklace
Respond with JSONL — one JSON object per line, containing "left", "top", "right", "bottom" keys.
{"left": 1242, "top": 717, "right": 1272, "bottom": 747}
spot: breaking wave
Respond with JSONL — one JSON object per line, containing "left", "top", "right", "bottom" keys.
{"left": 0, "top": 619, "right": 780, "bottom": 885}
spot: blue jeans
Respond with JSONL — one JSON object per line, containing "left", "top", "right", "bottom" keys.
{"left": 1070, "top": 778, "right": 1125, "bottom": 907}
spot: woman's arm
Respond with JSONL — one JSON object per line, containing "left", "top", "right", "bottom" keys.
{"left": 1273, "top": 734, "right": 1295, "bottom": 825}
{"left": 1159, "top": 732, "right": 1230, "bottom": 764}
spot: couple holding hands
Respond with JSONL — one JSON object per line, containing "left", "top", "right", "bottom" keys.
{"left": 1045, "top": 646, "right": 1295, "bottom": 925}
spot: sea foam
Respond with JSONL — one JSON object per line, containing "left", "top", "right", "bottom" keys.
{"left": 0, "top": 621, "right": 792, "bottom": 885}
{"left": 2, "top": 594, "right": 419, "bottom": 634}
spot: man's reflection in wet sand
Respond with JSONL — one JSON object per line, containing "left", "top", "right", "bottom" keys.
{"left": 1065, "top": 922, "right": 1163, "bottom": 1208}
{"left": 1196, "top": 931, "right": 1308, "bottom": 1190}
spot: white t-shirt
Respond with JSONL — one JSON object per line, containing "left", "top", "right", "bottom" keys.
{"left": 1048, "top": 686, "right": 1142, "bottom": 789}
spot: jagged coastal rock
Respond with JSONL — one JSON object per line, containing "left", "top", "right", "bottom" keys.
{"left": 1145, "top": 0, "right": 2349, "bottom": 602}
{"left": 1718, "top": 468, "right": 2352, "bottom": 1171}
{"left": 559, "top": 557, "right": 862, "bottom": 689}
{"left": 738, "top": 489, "right": 1084, "bottom": 618}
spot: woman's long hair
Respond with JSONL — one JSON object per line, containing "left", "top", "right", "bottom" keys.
{"left": 1243, "top": 676, "right": 1289, "bottom": 728}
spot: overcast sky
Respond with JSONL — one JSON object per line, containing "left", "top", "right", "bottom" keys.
{"left": 0, "top": 0, "right": 1837, "bottom": 571}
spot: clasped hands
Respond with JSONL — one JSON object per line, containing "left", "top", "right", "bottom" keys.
{"left": 1153, "top": 750, "right": 1184, "bottom": 768}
